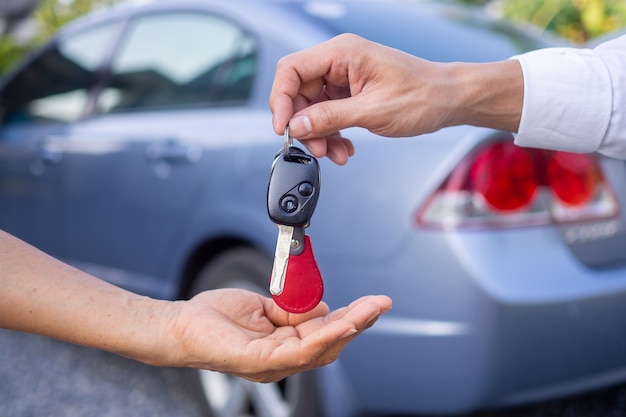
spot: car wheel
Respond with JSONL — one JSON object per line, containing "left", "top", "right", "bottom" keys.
{"left": 190, "top": 247, "right": 321, "bottom": 417}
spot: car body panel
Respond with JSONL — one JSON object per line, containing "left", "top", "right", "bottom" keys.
{"left": 2, "top": 1, "right": 626, "bottom": 416}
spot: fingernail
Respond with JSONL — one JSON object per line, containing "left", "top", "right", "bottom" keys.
{"left": 365, "top": 312, "right": 380, "bottom": 329}
{"left": 290, "top": 115, "right": 312, "bottom": 136}
{"left": 340, "top": 328, "right": 358, "bottom": 339}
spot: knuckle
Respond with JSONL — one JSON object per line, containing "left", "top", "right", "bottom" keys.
{"left": 317, "top": 104, "right": 341, "bottom": 132}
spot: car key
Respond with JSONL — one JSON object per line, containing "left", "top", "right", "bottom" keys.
{"left": 267, "top": 128, "right": 323, "bottom": 313}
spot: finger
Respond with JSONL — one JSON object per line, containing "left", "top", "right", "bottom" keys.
{"left": 270, "top": 47, "right": 333, "bottom": 134}
{"left": 342, "top": 136, "right": 356, "bottom": 157}
{"left": 285, "top": 301, "right": 331, "bottom": 327}
{"left": 241, "top": 329, "right": 357, "bottom": 383}
{"left": 296, "top": 295, "right": 392, "bottom": 340}
{"left": 270, "top": 91, "right": 294, "bottom": 135}
{"left": 235, "top": 317, "right": 353, "bottom": 375}
{"left": 324, "top": 82, "right": 351, "bottom": 101}
{"left": 288, "top": 97, "right": 363, "bottom": 140}
{"left": 264, "top": 295, "right": 392, "bottom": 359}
{"left": 263, "top": 296, "right": 390, "bottom": 369}
{"left": 290, "top": 307, "right": 388, "bottom": 373}
{"left": 325, "top": 135, "right": 355, "bottom": 165}
{"left": 269, "top": 67, "right": 298, "bottom": 134}
{"left": 299, "top": 136, "right": 327, "bottom": 159}
{"left": 296, "top": 317, "right": 360, "bottom": 361}
{"left": 326, "top": 295, "right": 393, "bottom": 325}
{"left": 235, "top": 296, "right": 392, "bottom": 382}
{"left": 261, "top": 296, "right": 330, "bottom": 328}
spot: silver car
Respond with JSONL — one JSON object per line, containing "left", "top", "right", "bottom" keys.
{"left": 2, "top": 1, "right": 626, "bottom": 416}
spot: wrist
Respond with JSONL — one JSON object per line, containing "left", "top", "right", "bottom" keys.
{"left": 444, "top": 60, "right": 523, "bottom": 132}
{"left": 125, "top": 297, "right": 183, "bottom": 367}
{"left": 75, "top": 290, "right": 182, "bottom": 367}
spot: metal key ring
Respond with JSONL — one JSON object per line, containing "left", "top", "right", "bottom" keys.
{"left": 284, "top": 126, "right": 294, "bottom": 156}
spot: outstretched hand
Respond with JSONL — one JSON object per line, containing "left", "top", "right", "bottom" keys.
{"left": 270, "top": 33, "right": 523, "bottom": 165}
{"left": 168, "top": 288, "right": 392, "bottom": 382}
{"left": 0, "top": 230, "right": 391, "bottom": 382}
{"left": 270, "top": 34, "right": 443, "bottom": 165}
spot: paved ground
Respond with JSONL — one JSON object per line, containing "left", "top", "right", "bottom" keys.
{"left": 0, "top": 329, "right": 210, "bottom": 417}
{"left": 4, "top": 328, "right": 626, "bottom": 417}
{"left": 470, "top": 384, "right": 626, "bottom": 417}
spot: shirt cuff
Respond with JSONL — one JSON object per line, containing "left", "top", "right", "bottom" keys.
{"left": 511, "top": 47, "right": 612, "bottom": 154}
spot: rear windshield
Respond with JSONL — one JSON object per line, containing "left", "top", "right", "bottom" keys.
{"left": 298, "top": 1, "right": 549, "bottom": 62}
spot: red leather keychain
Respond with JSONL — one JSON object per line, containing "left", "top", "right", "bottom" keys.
{"left": 271, "top": 235, "right": 324, "bottom": 313}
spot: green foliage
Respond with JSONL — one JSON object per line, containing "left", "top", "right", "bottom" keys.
{"left": 501, "top": 0, "right": 626, "bottom": 43}
{"left": 0, "top": 38, "right": 30, "bottom": 74}
{"left": 457, "top": 0, "right": 626, "bottom": 43}
{"left": 0, "top": 0, "right": 118, "bottom": 74}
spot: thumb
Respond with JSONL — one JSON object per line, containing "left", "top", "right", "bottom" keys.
{"left": 289, "top": 97, "right": 361, "bottom": 140}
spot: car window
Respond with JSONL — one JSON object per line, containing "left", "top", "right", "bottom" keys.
{"left": 97, "top": 13, "right": 256, "bottom": 113}
{"left": 0, "top": 23, "right": 121, "bottom": 126}
{"left": 300, "top": 2, "right": 548, "bottom": 62}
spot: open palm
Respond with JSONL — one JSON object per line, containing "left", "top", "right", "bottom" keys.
{"left": 171, "top": 288, "right": 392, "bottom": 382}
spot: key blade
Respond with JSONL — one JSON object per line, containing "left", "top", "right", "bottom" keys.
{"left": 269, "top": 224, "right": 294, "bottom": 295}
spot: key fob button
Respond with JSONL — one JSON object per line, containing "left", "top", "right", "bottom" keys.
{"left": 280, "top": 195, "right": 298, "bottom": 213}
{"left": 298, "top": 182, "right": 314, "bottom": 196}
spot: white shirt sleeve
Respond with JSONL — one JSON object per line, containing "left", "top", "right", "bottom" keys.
{"left": 512, "top": 35, "right": 626, "bottom": 159}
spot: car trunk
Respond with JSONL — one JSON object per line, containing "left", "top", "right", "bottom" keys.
{"left": 560, "top": 157, "right": 626, "bottom": 269}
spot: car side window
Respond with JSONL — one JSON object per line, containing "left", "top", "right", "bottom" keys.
{"left": 0, "top": 23, "right": 120, "bottom": 126}
{"left": 97, "top": 13, "right": 257, "bottom": 113}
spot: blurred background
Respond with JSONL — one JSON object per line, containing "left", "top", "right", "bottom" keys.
{"left": 2, "top": 1, "right": 626, "bottom": 417}
{"left": 2, "top": 0, "right": 626, "bottom": 77}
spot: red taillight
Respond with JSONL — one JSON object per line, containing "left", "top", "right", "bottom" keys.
{"left": 417, "top": 137, "right": 619, "bottom": 230}
{"left": 547, "top": 152, "right": 596, "bottom": 206}
{"left": 469, "top": 142, "right": 537, "bottom": 211}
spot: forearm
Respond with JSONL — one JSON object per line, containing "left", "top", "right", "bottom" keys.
{"left": 0, "top": 230, "right": 176, "bottom": 365}
{"left": 442, "top": 59, "right": 524, "bottom": 133}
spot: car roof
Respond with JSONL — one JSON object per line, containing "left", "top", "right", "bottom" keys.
{"left": 57, "top": 0, "right": 558, "bottom": 62}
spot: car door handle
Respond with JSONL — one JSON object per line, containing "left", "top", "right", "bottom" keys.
{"left": 38, "top": 141, "right": 64, "bottom": 164}
{"left": 29, "top": 140, "right": 64, "bottom": 176}
{"left": 146, "top": 141, "right": 202, "bottom": 165}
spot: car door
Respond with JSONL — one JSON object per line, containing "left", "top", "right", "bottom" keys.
{"left": 0, "top": 22, "right": 122, "bottom": 254}
{"left": 59, "top": 11, "right": 258, "bottom": 297}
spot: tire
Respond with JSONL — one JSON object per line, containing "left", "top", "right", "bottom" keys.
{"left": 190, "top": 247, "right": 321, "bottom": 417}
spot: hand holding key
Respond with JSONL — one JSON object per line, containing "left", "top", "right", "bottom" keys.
{"left": 267, "top": 128, "right": 324, "bottom": 313}
{"left": 270, "top": 34, "right": 523, "bottom": 165}
{"left": 1, "top": 230, "right": 392, "bottom": 383}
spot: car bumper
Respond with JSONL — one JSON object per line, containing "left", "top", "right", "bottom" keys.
{"left": 317, "top": 226, "right": 626, "bottom": 416}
